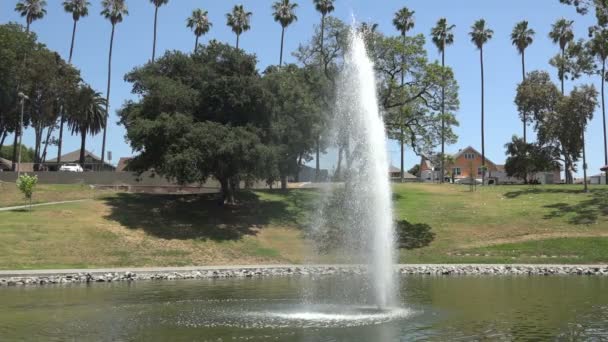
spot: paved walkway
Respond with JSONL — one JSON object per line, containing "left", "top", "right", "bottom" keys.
{"left": 0, "top": 199, "right": 90, "bottom": 212}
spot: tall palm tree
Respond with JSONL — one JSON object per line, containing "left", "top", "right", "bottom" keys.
{"left": 226, "top": 5, "right": 252, "bottom": 49}
{"left": 100, "top": 0, "right": 128, "bottom": 168}
{"left": 392, "top": 7, "right": 415, "bottom": 183}
{"left": 187, "top": 9, "right": 212, "bottom": 53}
{"left": 589, "top": 28, "right": 608, "bottom": 176}
{"left": 58, "top": 0, "right": 90, "bottom": 164}
{"left": 66, "top": 84, "right": 106, "bottom": 167}
{"left": 469, "top": 19, "right": 493, "bottom": 185}
{"left": 150, "top": 0, "right": 169, "bottom": 62}
{"left": 511, "top": 20, "right": 535, "bottom": 143}
{"left": 313, "top": 0, "right": 334, "bottom": 181}
{"left": 431, "top": 18, "right": 455, "bottom": 184}
{"left": 549, "top": 18, "right": 575, "bottom": 95}
{"left": 12, "top": 0, "right": 46, "bottom": 170}
{"left": 15, "top": 0, "right": 47, "bottom": 33}
{"left": 272, "top": 0, "right": 298, "bottom": 67}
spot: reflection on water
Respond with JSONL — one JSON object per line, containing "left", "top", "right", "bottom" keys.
{"left": 0, "top": 275, "right": 607, "bottom": 341}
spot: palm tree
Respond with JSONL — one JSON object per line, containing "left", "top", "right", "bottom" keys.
{"left": 186, "top": 9, "right": 212, "bottom": 53}
{"left": 66, "top": 84, "right": 106, "bottom": 167}
{"left": 226, "top": 5, "right": 252, "bottom": 49}
{"left": 431, "top": 18, "right": 455, "bottom": 183}
{"left": 549, "top": 18, "right": 575, "bottom": 95}
{"left": 15, "top": 0, "right": 47, "bottom": 33}
{"left": 150, "top": 0, "right": 169, "bottom": 62}
{"left": 58, "top": 0, "right": 90, "bottom": 164}
{"left": 511, "top": 20, "right": 535, "bottom": 143}
{"left": 100, "top": 0, "right": 128, "bottom": 168}
{"left": 589, "top": 28, "right": 608, "bottom": 176}
{"left": 392, "top": 7, "right": 415, "bottom": 183}
{"left": 469, "top": 19, "right": 493, "bottom": 185}
{"left": 12, "top": 0, "right": 46, "bottom": 170}
{"left": 272, "top": 0, "right": 298, "bottom": 67}
{"left": 313, "top": 0, "right": 335, "bottom": 181}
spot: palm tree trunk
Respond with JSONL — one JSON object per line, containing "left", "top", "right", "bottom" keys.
{"left": 194, "top": 35, "right": 199, "bottom": 53}
{"left": 401, "top": 33, "right": 406, "bottom": 183}
{"left": 582, "top": 128, "right": 588, "bottom": 192}
{"left": 315, "top": 14, "right": 326, "bottom": 181}
{"left": 280, "top": 26, "right": 285, "bottom": 66}
{"left": 80, "top": 128, "right": 86, "bottom": 166}
{"left": 400, "top": 127, "right": 404, "bottom": 183}
{"left": 69, "top": 19, "right": 77, "bottom": 63}
{"left": 152, "top": 6, "right": 158, "bottom": 62}
{"left": 440, "top": 38, "right": 446, "bottom": 184}
{"left": 522, "top": 49, "right": 527, "bottom": 143}
{"left": 560, "top": 48, "right": 565, "bottom": 96}
{"left": 101, "top": 24, "right": 116, "bottom": 171}
{"left": 236, "top": 33, "right": 240, "bottom": 50}
{"left": 40, "top": 124, "right": 55, "bottom": 165}
{"left": 601, "top": 59, "right": 606, "bottom": 185}
{"left": 56, "top": 116, "right": 65, "bottom": 164}
{"left": 480, "top": 47, "right": 486, "bottom": 185}
{"left": 0, "top": 130, "right": 6, "bottom": 151}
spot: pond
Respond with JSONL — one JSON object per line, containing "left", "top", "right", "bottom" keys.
{"left": 1, "top": 275, "right": 607, "bottom": 341}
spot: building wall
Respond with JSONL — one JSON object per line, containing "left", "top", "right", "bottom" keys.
{"left": 449, "top": 150, "right": 498, "bottom": 180}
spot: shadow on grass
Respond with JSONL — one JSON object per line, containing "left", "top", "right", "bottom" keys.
{"left": 103, "top": 190, "right": 312, "bottom": 241}
{"left": 504, "top": 187, "right": 608, "bottom": 225}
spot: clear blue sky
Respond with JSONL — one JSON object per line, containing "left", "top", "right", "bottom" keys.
{"left": 1, "top": 0, "right": 605, "bottom": 177}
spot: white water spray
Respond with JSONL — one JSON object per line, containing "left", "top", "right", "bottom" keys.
{"left": 330, "top": 28, "right": 397, "bottom": 308}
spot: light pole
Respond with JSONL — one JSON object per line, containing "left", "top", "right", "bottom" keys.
{"left": 17, "top": 92, "right": 29, "bottom": 179}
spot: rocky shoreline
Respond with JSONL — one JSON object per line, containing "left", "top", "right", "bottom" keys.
{"left": 1, "top": 264, "right": 608, "bottom": 287}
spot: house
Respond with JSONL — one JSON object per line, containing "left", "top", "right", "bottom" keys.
{"left": 116, "top": 157, "right": 133, "bottom": 172}
{"left": 0, "top": 157, "right": 35, "bottom": 172}
{"left": 389, "top": 165, "right": 417, "bottom": 182}
{"left": 590, "top": 174, "right": 607, "bottom": 185}
{"left": 46, "top": 149, "right": 116, "bottom": 171}
{"left": 419, "top": 146, "right": 561, "bottom": 185}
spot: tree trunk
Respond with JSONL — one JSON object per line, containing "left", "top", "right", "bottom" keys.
{"left": 236, "top": 33, "right": 240, "bottom": 50}
{"left": 279, "top": 26, "right": 285, "bottom": 66}
{"left": 34, "top": 123, "right": 42, "bottom": 171}
{"left": 582, "top": 128, "right": 588, "bottom": 192}
{"left": 152, "top": 6, "right": 158, "bottom": 62}
{"left": 601, "top": 60, "right": 607, "bottom": 184}
{"left": 69, "top": 19, "right": 77, "bottom": 63}
{"left": 56, "top": 115, "right": 65, "bottom": 164}
{"left": 315, "top": 137, "right": 320, "bottom": 182}
{"left": 480, "top": 47, "right": 486, "bottom": 185}
{"left": 335, "top": 147, "right": 343, "bottom": 181}
{"left": 219, "top": 178, "right": 235, "bottom": 205}
{"left": 194, "top": 35, "right": 199, "bottom": 53}
{"left": 40, "top": 123, "right": 55, "bottom": 165}
{"left": 522, "top": 49, "right": 527, "bottom": 143}
{"left": 400, "top": 127, "right": 404, "bottom": 182}
{"left": 0, "top": 130, "right": 7, "bottom": 151}
{"left": 281, "top": 175, "right": 288, "bottom": 190}
{"left": 560, "top": 48, "right": 565, "bottom": 96}
{"left": 101, "top": 24, "right": 116, "bottom": 170}
{"left": 79, "top": 129, "right": 86, "bottom": 166}
{"left": 440, "top": 37, "right": 446, "bottom": 184}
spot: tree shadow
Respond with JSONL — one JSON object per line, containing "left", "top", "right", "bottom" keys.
{"left": 503, "top": 187, "right": 585, "bottom": 199}
{"left": 543, "top": 189, "right": 608, "bottom": 225}
{"left": 103, "top": 190, "right": 307, "bottom": 241}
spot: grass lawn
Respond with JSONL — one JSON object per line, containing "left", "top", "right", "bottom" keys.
{"left": 0, "top": 182, "right": 105, "bottom": 208}
{"left": 0, "top": 183, "right": 607, "bottom": 269}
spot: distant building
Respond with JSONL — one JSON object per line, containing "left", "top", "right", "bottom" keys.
{"left": 288, "top": 165, "right": 329, "bottom": 183}
{"left": 389, "top": 165, "right": 417, "bottom": 182}
{"left": 116, "top": 157, "right": 133, "bottom": 172}
{"left": 46, "top": 149, "right": 116, "bottom": 171}
{"left": 0, "top": 157, "right": 34, "bottom": 172}
{"left": 419, "top": 146, "right": 561, "bottom": 185}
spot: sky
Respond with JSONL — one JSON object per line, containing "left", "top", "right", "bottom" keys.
{"left": 0, "top": 0, "right": 605, "bottom": 177}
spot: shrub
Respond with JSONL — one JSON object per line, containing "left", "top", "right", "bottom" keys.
{"left": 16, "top": 174, "right": 38, "bottom": 210}
{"left": 396, "top": 220, "right": 435, "bottom": 250}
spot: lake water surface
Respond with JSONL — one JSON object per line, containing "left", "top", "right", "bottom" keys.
{"left": 1, "top": 275, "right": 608, "bottom": 341}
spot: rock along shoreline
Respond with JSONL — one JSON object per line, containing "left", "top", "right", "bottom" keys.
{"left": 1, "top": 264, "right": 608, "bottom": 287}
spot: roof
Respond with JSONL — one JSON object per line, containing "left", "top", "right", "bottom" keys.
{"left": 47, "top": 149, "right": 102, "bottom": 163}
{"left": 389, "top": 166, "right": 416, "bottom": 178}
{"left": 116, "top": 157, "right": 133, "bottom": 172}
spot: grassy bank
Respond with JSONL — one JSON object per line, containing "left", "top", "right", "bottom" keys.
{"left": 0, "top": 183, "right": 607, "bottom": 269}
{"left": 0, "top": 182, "right": 104, "bottom": 208}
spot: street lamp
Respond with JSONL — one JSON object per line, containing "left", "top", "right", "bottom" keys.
{"left": 17, "top": 92, "right": 29, "bottom": 179}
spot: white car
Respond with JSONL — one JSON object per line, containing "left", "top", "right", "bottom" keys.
{"left": 59, "top": 163, "right": 84, "bottom": 172}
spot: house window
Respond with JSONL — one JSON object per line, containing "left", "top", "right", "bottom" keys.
{"left": 453, "top": 167, "right": 461, "bottom": 176}
{"left": 464, "top": 153, "right": 476, "bottom": 160}
{"left": 478, "top": 167, "right": 484, "bottom": 176}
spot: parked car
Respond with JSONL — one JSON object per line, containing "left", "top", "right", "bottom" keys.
{"left": 59, "top": 163, "right": 84, "bottom": 172}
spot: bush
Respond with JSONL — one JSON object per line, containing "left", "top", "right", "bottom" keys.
{"left": 16, "top": 174, "right": 38, "bottom": 210}
{"left": 396, "top": 220, "right": 435, "bottom": 250}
